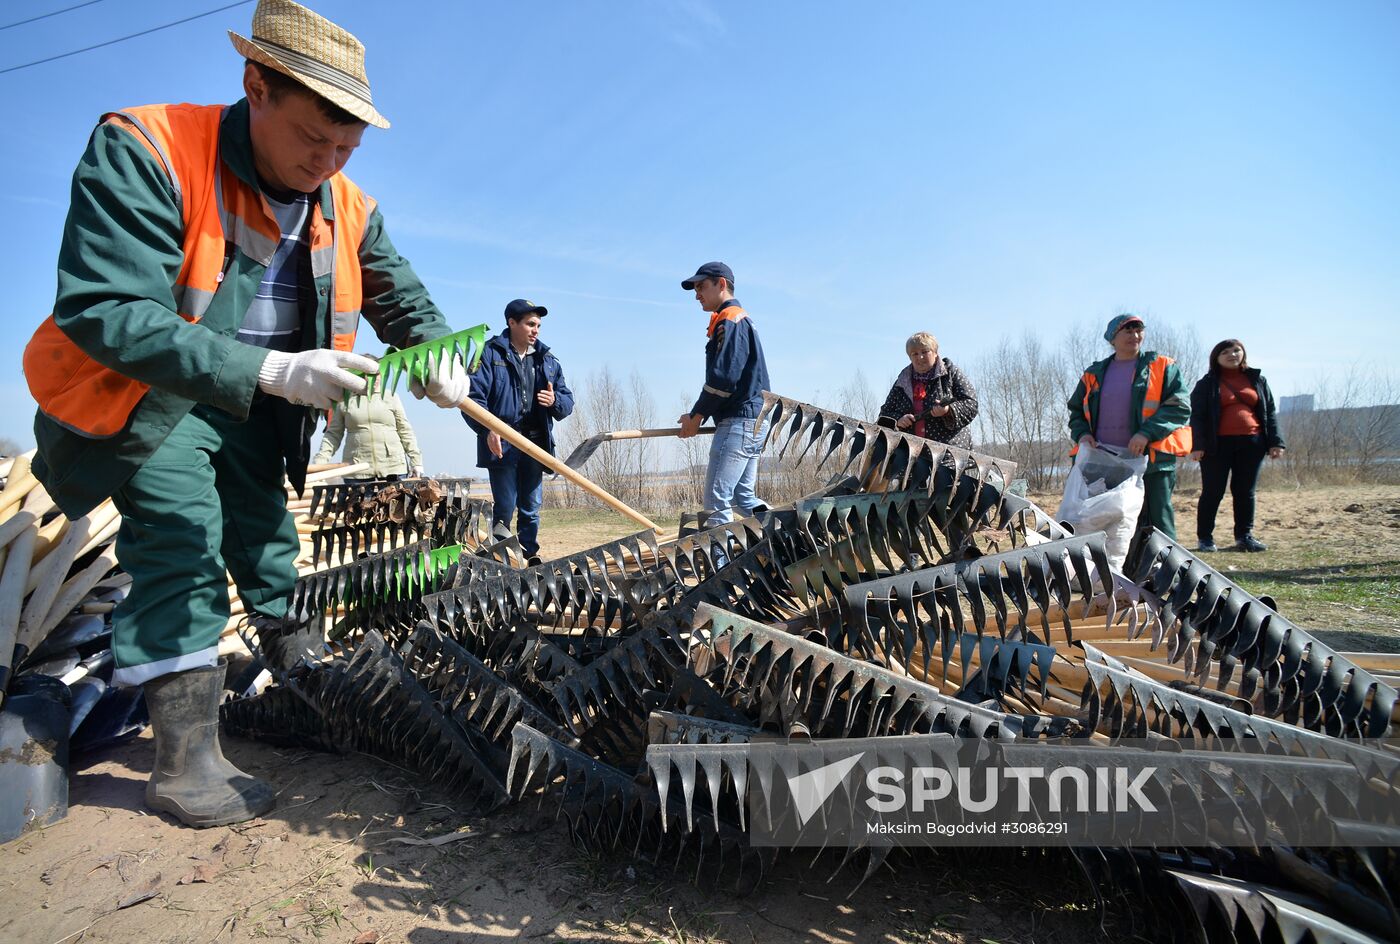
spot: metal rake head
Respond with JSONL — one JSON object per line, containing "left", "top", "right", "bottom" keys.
{"left": 1079, "top": 644, "right": 1400, "bottom": 787}
{"left": 755, "top": 392, "right": 1016, "bottom": 501}
{"left": 835, "top": 532, "right": 1111, "bottom": 683}
{"left": 1125, "top": 529, "right": 1397, "bottom": 737}
{"left": 306, "top": 630, "right": 509, "bottom": 809}
{"left": 310, "top": 495, "right": 492, "bottom": 565}
{"left": 307, "top": 476, "right": 479, "bottom": 523}
{"left": 506, "top": 722, "right": 766, "bottom": 883}
{"left": 688, "top": 603, "right": 1053, "bottom": 741}
{"left": 1166, "top": 869, "right": 1393, "bottom": 944}
{"left": 397, "top": 621, "right": 576, "bottom": 747}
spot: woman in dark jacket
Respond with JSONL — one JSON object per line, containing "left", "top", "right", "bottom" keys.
{"left": 877, "top": 331, "right": 978, "bottom": 450}
{"left": 1189, "top": 338, "right": 1286, "bottom": 553}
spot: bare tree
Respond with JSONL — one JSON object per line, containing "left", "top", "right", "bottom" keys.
{"left": 1350, "top": 374, "right": 1399, "bottom": 472}
{"left": 1144, "top": 318, "right": 1204, "bottom": 385}
{"left": 624, "top": 369, "right": 657, "bottom": 508}
{"left": 1279, "top": 368, "right": 1400, "bottom": 483}
{"left": 549, "top": 366, "right": 668, "bottom": 512}
{"left": 582, "top": 366, "right": 630, "bottom": 504}
{"left": 974, "top": 332, "right": 1071, "bottom": 490}
{"left": 838, "top": 368, "right": 881, "bottom": 423}
{"left": 669, "top": 394, "right": 709, "bottom": 511}
{"left": 1061, "top": 322, "right": 1101, "bottom": 383}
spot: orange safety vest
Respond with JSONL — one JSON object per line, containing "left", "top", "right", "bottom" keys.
{"left": 25, "top": 103, "right": 369, "bottom": 439}
{"left": 1072, "top": 356, "right": 1193, "bottom": 462}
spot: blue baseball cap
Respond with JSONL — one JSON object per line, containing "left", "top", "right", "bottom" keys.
{"left": 504, "top": 298, "right": 547, "bottom": 320}
{"left": 681, "top": 261, "right": 735, "bottom": 291}
{"left": 1104, "top": 313, "right": 1145, "bottom": 343}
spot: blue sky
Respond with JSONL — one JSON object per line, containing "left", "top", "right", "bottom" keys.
{"left": 2, "top": 1, "right": 1397, "bottom": 475}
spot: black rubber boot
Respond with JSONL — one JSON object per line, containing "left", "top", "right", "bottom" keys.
{"left": 143, "top": 663, "right": 276, "bottom": 827}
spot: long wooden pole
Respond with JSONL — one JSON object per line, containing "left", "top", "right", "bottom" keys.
{"left": 0, "top": 454, "right": 38, "bottom": 517}
{"left": 34, "top": 544, "right": 121, "bottom": 647}
{"left": 457, "top": 396, "right": 659, "bottom": 532}
{"left": 17, "top": 513, "right": 91, "bottom": 649}
{"left": 0, "top": 485, "right": 54, "bottom": 552}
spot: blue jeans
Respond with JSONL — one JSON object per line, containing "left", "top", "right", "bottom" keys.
{"left": 488, "top": 451, "right": 544, "bottom": 556}
{"left": 703, "top": 416, "right": 768, "bottom": 528}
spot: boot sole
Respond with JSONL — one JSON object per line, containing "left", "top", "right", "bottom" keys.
{"left": 147, "top": 789, "right": 276, "bottom": 828}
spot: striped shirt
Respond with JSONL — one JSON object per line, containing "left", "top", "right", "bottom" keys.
{"left": 237, "top": 192, "right": 309, "bottom": 351}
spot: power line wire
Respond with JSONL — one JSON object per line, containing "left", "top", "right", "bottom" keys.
{"left": 0, "top": 0, "right": 108, "bottom": 32}
{"left": 0, "top": 0, "right": 254, "bottom": 76}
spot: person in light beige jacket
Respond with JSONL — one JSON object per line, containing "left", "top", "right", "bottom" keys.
{"left": 313, "top": 391, "right": 424, "bottom": 480}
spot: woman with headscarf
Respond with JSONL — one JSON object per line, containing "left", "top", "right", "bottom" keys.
{"left": 1066, "top": 314, "right": 1192, "bottom": 539}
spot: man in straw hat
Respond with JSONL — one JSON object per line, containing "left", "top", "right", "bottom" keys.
{"left": 23, "top": 0, "right": 472, "bottom": 828}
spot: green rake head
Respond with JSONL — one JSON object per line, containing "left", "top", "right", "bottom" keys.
{"left": 394, "top": 544, "right": 463, "bottom": 599}
{"left": 346, "top": 324, "right": 491, "bottom": 403}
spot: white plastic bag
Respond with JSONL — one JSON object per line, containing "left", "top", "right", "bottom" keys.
{"left": 1057, "top": 443, "right": 1148, "bottom": 570}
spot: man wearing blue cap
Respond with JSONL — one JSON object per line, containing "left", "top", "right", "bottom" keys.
{"left": 465, "top": 299, "right": 574, "bottom": 565}
{"left": 1067, "top": 313, "right": 1193, "bottom": 539}
{"left": 677, "top": 262, "right": 772, "bottom": 527}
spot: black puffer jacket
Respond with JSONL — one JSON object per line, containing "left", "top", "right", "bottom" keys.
{"left": 1189, "top": 367, "right": 1285, "bottom": 456}
{"left": 877, "top": 357, "right": 978, "bottom": 450}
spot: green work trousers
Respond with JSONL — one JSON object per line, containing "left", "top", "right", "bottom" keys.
{"left": 109, "top": 401, "right": 299, "bottom": 686}
{"left": 1136, "top": 467, "right": 1178, "bottom": 541}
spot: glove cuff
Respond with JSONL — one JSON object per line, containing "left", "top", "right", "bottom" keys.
{"left": 257, "top": 351, "right": 293, "bottom": 394}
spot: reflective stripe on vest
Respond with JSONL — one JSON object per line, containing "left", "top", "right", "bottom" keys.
{"left": 1142, "top": 356, "right": 1192, "bottom": 459}
{"left": 1069, "top": 356, "right": 1192, "bottom": 460}
{"left": 25, "top": 103, "right": 370, "bottom": 438}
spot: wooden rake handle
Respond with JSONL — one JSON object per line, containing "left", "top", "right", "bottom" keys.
{"left": 459, "top": 397, "right": 660, "bottom": 533}
{"left": 602, "top": 427, "right": 717, "bottom": 442}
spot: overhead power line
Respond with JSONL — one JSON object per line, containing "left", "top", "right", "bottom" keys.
{"left": 0, "top": 0, "right": 254, "bottom": 76}
{"left": 0, "top": 0, "right": 108, "bottom": 32}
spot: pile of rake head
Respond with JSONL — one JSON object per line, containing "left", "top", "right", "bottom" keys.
{"left": 222, "top": 392, "right": 1400, "bottom": 943}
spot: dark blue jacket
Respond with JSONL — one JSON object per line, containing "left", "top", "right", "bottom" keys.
{"left": 464, "top": 331, "right": 574, "bottom": 468}
{"left": 690, "top": 300, "right": 771, "bottom": 421}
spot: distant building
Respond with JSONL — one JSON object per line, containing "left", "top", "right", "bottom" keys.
{"left": 1279, "top": 394, "right": 1315, "bottom": 415}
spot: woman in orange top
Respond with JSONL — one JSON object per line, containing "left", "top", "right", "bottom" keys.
{"left": 1188, "top": 339, "right": 1286, "bottom": 552}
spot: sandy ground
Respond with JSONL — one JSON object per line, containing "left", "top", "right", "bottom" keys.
{"left": 1, "top": 738, "right": 1134, "bottom": 944}
{"left": 2, "top": 483, "right": 1395, "bottom": 943}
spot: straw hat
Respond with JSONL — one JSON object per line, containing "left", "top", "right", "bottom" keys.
{"left": 229, "top": 0, "right": 389, "bottom": 129}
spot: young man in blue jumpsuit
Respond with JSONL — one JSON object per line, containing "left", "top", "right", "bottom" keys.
{"left": 676, "top": 262, "right": 772, "bottom": 528}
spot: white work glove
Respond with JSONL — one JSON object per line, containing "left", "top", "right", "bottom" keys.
{"left": 411, "top": 465, "right": 425, "bottom": 478}
{"left": 408, "top": 356, "right": 471, "bottom": 409}
{"left": 258, "top": 349, "right": 380, "bottom": 411}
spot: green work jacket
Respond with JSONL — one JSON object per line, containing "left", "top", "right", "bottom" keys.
{"left": 1066, "top": 351, "right": 1191, "bottom": 472}
{"left": 30, "top": 99, "right": 450, "bottom": 516}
